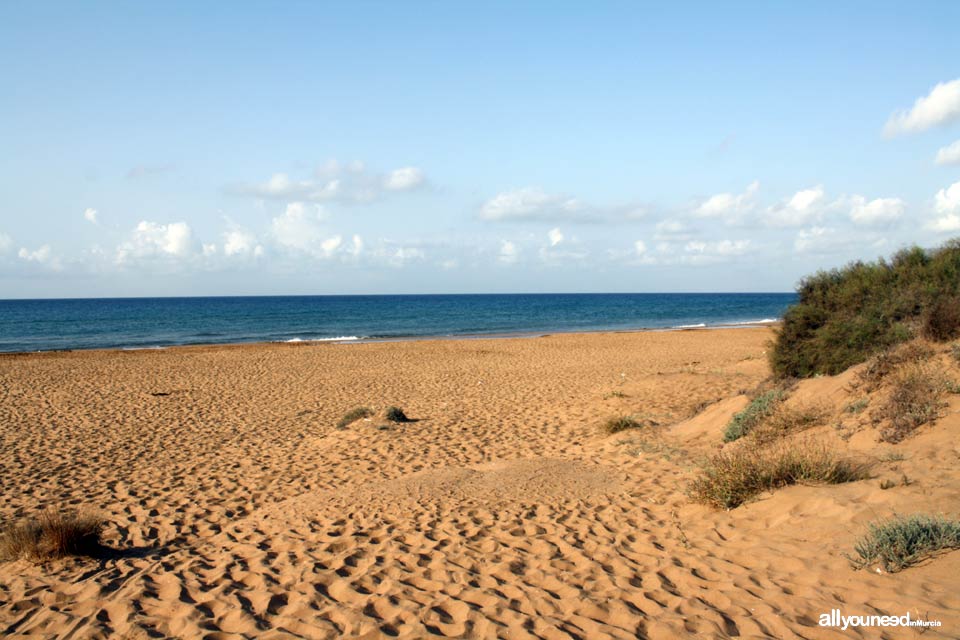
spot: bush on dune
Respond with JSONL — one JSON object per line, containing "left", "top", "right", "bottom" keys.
{"left": 877, "top": 363, "right": 948, "bottom": 443}
{"left": 337, "top": 406, "right": 373, "bottom": 429}
{"left": 689, "top": 439, "right": 870, "bottom": 509}
{"left": 771, "top": 239, "right": 960, "bottom": 379}
{"left": 0, "top": 510, "right": 104, "bottom": 562}
{"left": 852, "top": 514, "right": 960, "bottom": 572}
{"left": 723, "top": 389, "right": 785, "bottom": 442}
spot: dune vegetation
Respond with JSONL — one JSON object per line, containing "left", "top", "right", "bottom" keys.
{"left": 770, "top": 239, "right": 960, "bottom": 379}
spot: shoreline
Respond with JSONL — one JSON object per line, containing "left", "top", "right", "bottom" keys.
{"left": 0, "top": 320, "right": 780, "bottom": 356}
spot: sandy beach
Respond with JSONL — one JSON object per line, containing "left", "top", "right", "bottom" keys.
{"left": 1, "top": 327, "right": 959, "bottom": 639}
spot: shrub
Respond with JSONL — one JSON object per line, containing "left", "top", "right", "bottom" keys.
{"left": 771, "top": 239, "right": 960, "bottom": 378}
{"left": 337, "top": 406, "right": 373, "bottom": 429}
{"left": 0, "top": 511, "right": 104, "bottom": 562}
{"left": 878, "top": 364, "right": 948, "bottom": 443}
{"left": 602, "top": 415, "right": 643, "bottom": 434}
{"left": 748, "top": 403, "right": 829, "bottom": 445}
{"left": 723, "top": 389, "right": 785, "bottom": 442}
{"left": 851, "top": 514, "right": 960, "bottom": 572}
{"left": 384, "top": 406, "right": 409, "bottom": 422}
{"left": 689, "top": 439, "right": 870, "bottom": 509}
{"left": 845, "top": 398, "right": 869, "bottom": 414}
{"left": 922, "top": 295, "right": 960, "bottom": 342}
{"left": 856, "top": 341, "right": 934, "bottom": 391}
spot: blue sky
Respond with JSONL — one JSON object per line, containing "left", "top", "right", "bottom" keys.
{"left": 1, "top": 1, "right": 959, "bottom": 297}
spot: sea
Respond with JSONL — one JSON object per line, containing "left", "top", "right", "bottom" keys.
{"left": 0, "top": 293, "right": 797, "bottom": 353}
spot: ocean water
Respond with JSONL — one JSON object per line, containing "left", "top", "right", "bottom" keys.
{"left": 0, "top": 293, "right": 797, "bottom": 353}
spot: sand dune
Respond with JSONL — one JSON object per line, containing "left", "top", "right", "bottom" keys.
{"left": 1, "top": 328, "right": 958, "bottom": 638}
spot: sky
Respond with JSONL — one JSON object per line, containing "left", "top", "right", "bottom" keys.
{"left": 1, "top": 1, "right": 959, "bottom": 298}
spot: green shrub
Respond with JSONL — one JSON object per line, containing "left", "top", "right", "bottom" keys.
{"left": 852, "top": 514, "right": 960, "bottom": 572}
{"left": 690, "top": 439, "right": 870, "bottom": 509}
{"left": 723, "top": 389, "right": 785, "bottom": 442}
{"left": 384, "top": 406, "right": 409, "bottom": 422}
{"left": 748, "top": 403, "right": 829, "bottom": 444}
{"left": 0, "top": 511, "right": 104, "bottom": 562}
{"left": 771, "top": 239, "right": 960, "bottom": 378}
{"left": 337, "top": 406, "right": 373, "bottom": 429}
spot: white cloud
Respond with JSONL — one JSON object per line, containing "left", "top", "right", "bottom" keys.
{"left": 270, "top": 202, "right": 329, "bottom": 254}
{"left": 232, "top": 161, "right": 426, "bottom": 204}
{"left": 349, "top": 234, "right": 363, "bottom": 258}
{"left": 766, "top": 186, "right": 825, "bottom": 227}
{"left": 0, "top": 233, "right": 11, "bottom": 253}
{"left": 481, "top": 187, "right": 586, "bottom": 222}
{"left": 793, "top": 226, "right": 842, "bottom": 254}
{"left": 634, "top": 240, "right": 648, "bottom": 255}
{"left": 653, "top": 219, "right": 694, "bottom": 241}
{"left": 83, "top": 208, "right": 98, "bottom": 224}
{"left": 848, "top": 195, "right": 905, "bottom": 226}
{"left": 498, "top": 240, "right": 519, "bottom": 264}
{"left": 695, "top": 180, "right": 759, "bottom": 223}
{"left": 202, "top": 243, "right": 217, "bottom": 257}
{"left": 548, "top": 228, "right": 563, "bottom": 246}
{"left": 884, "top": 78, "right": 960, "bottom": 136}
{"left": 223, "top": 229, "right": 261, "bottom": 257}
{"left": 684, "top": 239, "right": 750, "bottom": 257}
{"left": 930, "top": 181, "right": 960, "bottom": 232}
{"left": 116, "top": 221, "right": 192, "bottom": 264}
{"left": 18, "top": 245, "right": 53, "bottom": 263}
{"left": 935, "top": 140, "right": 960, "bottom": 166}
{"left": 383, "top": 167, "right": 425, "bottom": 191}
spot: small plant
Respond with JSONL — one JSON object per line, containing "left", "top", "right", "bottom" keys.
{"left": 723, "top": 389, "right": 785, "bottom": 442}
{"left": 0, "top": 511, "right": 104, "bottom": 562}
{"left": 749, "top": 403, "right": 829, "bottom": 444}
{"left": 879, "top": 478, "right": 896, "bottom": 490}
{"left": 605, "top": 391, "right": 628, "bottom": 399}
{"left": 878, "top": 451, "right": 906, "bottom": 463}
{"left": 857, "top": 342, "right": 935, "bottom": 391}
{"left": 689, "top": 439, "right": 870, "bottom": 509}
{"left": 851, "top": 514, "right": 960, "bottom": 572}
{"left": 384, "top": 406, "right": 409, "bottom": 422}
{"left": 337, "top": 406, "right": 373, "bottom": 429}
{"left": 845, "top": 398, "right": 869, "bottom": 414}
{"left": 602, "top": 415, "right": 643, "bottom": 434}
{"left": 878, "top": 364, "right": 948, "bottom": 443}
{"left": 951, "top": 342, "right": 960, "bottom": 364}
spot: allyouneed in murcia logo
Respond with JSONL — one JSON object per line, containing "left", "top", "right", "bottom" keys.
{"left": 819, "top": 609, "right": 942, "bottom": 630}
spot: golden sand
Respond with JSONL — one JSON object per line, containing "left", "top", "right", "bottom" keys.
{"left": 1, "top": 328, "right": 958, "bottom": 638}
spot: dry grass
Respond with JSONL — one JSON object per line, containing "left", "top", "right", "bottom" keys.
{"left": 748, "top": 403, "right": 830, "bottom": 445}
{"left": 0, "top": 511, "right": 104, "bottom": 562}
{"left": 336, "top": 406, "right": 373, "bottom": 429}
{"left": 878, "top": 363, "right": 948, "bottom": 443}
{"left": 689, "top": 439, "right": 871, "bottom": 509}
{"left": 601, "top": 415, "right": 644, "bottom": 435}
{"left": 856, "top": 341, "right": 935, "bottom": 392}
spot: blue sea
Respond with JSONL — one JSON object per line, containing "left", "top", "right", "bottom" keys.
{"left": 0, "top": 293, "right": 797, "bottom": 353}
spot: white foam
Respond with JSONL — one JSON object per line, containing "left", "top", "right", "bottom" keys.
{"left": 283, "top": 336, "right": 362, "bottom": 343}
{"left": 674, "top": 323, "right": 707, "bottom": 329}
{"left": 735, "top": 318, "right": 778, "bottom": 325}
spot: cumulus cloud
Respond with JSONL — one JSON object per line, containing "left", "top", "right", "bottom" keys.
{"left": 848, "top": 195, "right": 906, "bottom": 226}
{"left": 766, "top": 186, "right": 826, "bottom": 227}
{"left": 269, "top": 202, "right": 347, "bottom": 259}
{"left": 116, "top": 221, "right": 192, "bottom": 264}
{"left": 884, "top": 78, "right": 960, "bottom": 136}
{"left": 83, "top": 208, "right": 98, "bottom": 224}
{"left": 936, "top": 140, "right": 960, "bottom": 166}
{"left": 695, "top": 180, "right": 759, "bottom": 223}
{"left": 383, "top": 167, "right": 425, "bottom": 191}
{"left": 684, "top": 239, "right": 750, "bottom": 258}
{"left": 548, "top": 228, "right": 563, "bottom": 246}
{"left": 231, "top": 161, "right": 426, "bottom": 204}
{"left": 223, "top": 229, "right": 262, "bottom": 257}
{"left": 481, "top": 188, "right": 587, "bottom": 222}
{"left": 480, "top": 187, "right": 647, "bottom": 223}
{"left": 498, "top": 240, "right": 519, "bottom": 264}
{"left": 18, "top": 245, "right": 53, "bottom": 263}
{"left": 930, "top": 181, "right": 960, "bottom": 232}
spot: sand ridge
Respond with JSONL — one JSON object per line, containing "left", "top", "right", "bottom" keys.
{"left": 1, "top": 328, "right": 958, "bottom": 638}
